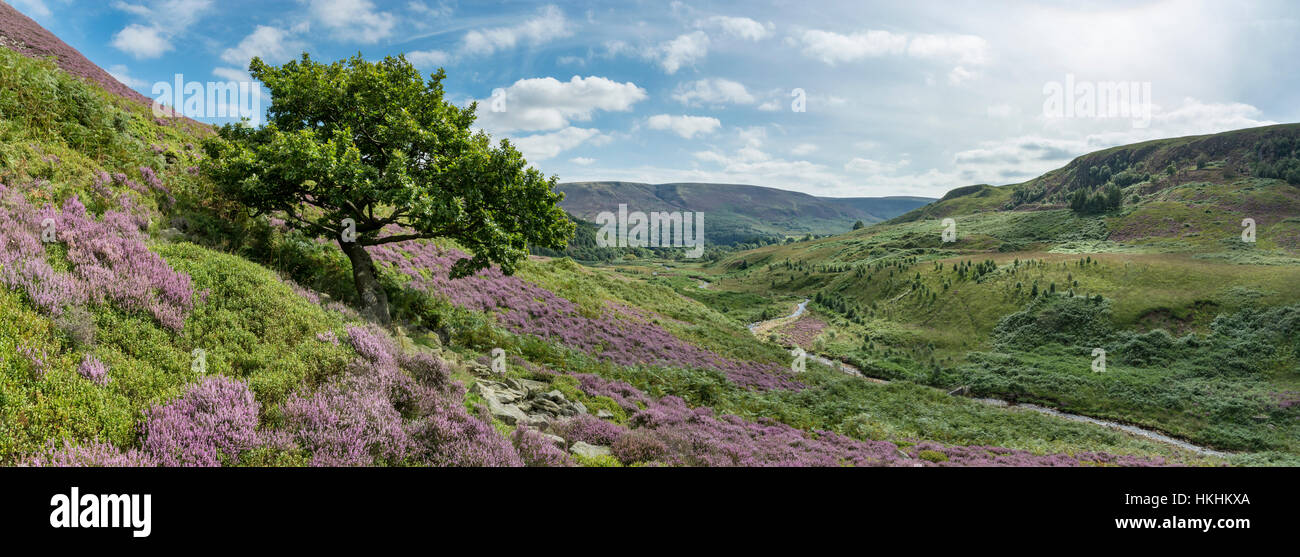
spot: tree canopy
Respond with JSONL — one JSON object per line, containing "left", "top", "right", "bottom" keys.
{"left": 202, "top": 53, "right": 574, "bottom": 323}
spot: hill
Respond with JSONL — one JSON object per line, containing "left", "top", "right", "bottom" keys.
{"left": 703, "top": 123, "right": 1300, "bottom": 462}
{"left": 557, "top": 181, "right": 933, "bottom": 243}
{"left": 0, "top": 14, "right": 1211, "bottom": 468}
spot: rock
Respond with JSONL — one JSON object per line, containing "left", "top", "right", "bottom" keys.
{"left": 484, "top": 396, "right": 527, "bottom": 426}
{"left": 519, "top": 379, "right": 550, "bottom": 392}
{"left": 159, "top": 227, "right": 185, "bottom": 241}
{"left": 544, "top": 389, "right": 565, "bottom": 401}
{"left": 524, "top": 414, "right": 552, "bottom": 429}
{"left": 542, "top": 433, "right": 567, "bottom": 449}
{"left": 596, "top": 409, "right": 614, "bottom": 419}
{"left": 569, "top": 442, "right": 611, "bottom": 459}
{"left": 572, "top": 401, "right": 588, "bottom": 415}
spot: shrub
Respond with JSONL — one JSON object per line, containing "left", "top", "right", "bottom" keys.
{"left": 140, "top": 376, "right": 262, "bottom": 467}
{"left": 611, "top": 429, "right": 669, "bottom": 465}
{"left": 511, "top": 427, "right": 573, "bottom": 467}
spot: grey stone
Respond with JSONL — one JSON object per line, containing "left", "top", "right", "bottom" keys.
{"left": 519, "top": 379, "right": 550, "bottom": 392}
{"left": 485, "top": 397, "right": 528, "bottom": 426}
{"left": 596, "top": 409, "right": 615, "bottom": 419}
{"left": 569, "top": 441, "right": 611, "bottom": 459}
{"left": 542, "top": 433, "right": 567, "bottom": 449}
{"left": 572, "top": 401, "right": 588, "bottom": 415}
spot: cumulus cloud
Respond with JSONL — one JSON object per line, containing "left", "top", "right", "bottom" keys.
{"left": 474, "top": 75, "right": 647, "bottom": 133}
{"left": 795, "top": 29, "right": 908, "bottom": 65}
{"left": 671, "top": 78, "right": 755, "bottom": 106}
{"left": 110, "top": 1, "right": 213, "bottom": 59}
{"left": 111, "top": 24, "right": 173, "bottom": 59}
{"left": 651, "top": 31, "right": 710, "bottom": 74}
{"left": 11, "top": 0, "right": 52, "bottom": 18}
{"left": 407, "top": 49, "right": 451, "bottom": 67}
{"left": 511, "top": 127, "right": 605, "bottom": 160}
{"left": 647, "top": 114, "right": 722, "bottom": 139}
{"left": 221, "top": 25, "right": 304, "bottom": 67}
{"left": 461, "top": 5, "right": 571, "bottom": 56}
{"left": 570, "top": 157, "right": 596, "bottom": 165}
{"left": 303, "top": 0, "right": 396, "bottom": 43}
{"left": 696, "top": 16, "right": 771, "bottom": 41}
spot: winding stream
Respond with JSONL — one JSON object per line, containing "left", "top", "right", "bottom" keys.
{"left": 746, "top": 298, "right": 1229, "bottom": 458}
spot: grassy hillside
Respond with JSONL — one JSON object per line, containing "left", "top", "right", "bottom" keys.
{"left": 557, "top": 181, "right": 933, "bottom": 242}
{"left": 700, "top": 124, "right": 1300, "bottom": 462}
{"left": 0, "top": 33, "right": 1222, "bottom": 467}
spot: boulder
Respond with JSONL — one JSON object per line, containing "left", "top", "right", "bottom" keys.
{"left": 569, "top": 441, "right": 611, "bottom": 459}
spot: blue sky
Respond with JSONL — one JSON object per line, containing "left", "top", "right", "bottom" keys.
{"left": 11, "top": 0, "right": 1300, "bottom": 198}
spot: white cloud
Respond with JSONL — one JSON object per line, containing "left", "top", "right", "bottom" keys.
{"left": 110, "top": 1, "right": 213, "bottom": 58}
{"left": 304, "top": 0, "right": 396, "bottom": 43}
{"left": 221, "top": 26, "right": 304, "bottom": 67}
{"left": 407, "top": 49, "right": 451, "bottom": 67}
{"left": 757, "top": 99, "right": 781, "bottom": 111}
{"left": 570, "top": 157, "right": 596, "bottom": 165}
{"left": 697, "top": 16, "right": 771, "bottom": 41}
{"left": 212, "top": 67, "right": 252, "bottom": 82}
{"left": 11, "top": 0, "right": 52, "bottom": 18}
{"left": 646, "top": 114, "right": 721, "bottom": 139}
{"left": 111, "top": 24, "right": 173, "bottom": 59}
{"left": 652, "top": 31, "right": 710, "bottom": 74}
{"left": 511, "top": 127, "right": 603, "bottom": 160}
{"left": 795, "top": 28, "right": 990, "bottom": 69}
{"left": 474, "top": 75, "right": 647, "bottom": 133}
{"left": 845, "top": 157, "right": 908, "bottom": 174}
{"left": 462, "top": 5, "right": 571, "bottom": 56}
{"left": 107, "top": 65, "right": 147, "bottom": 88}
{"left": 408, "top": 0, "right": 452, "bottom": 18}
{"left": 907, "top": 34, "right": 990, "bottom": 65}
{"left": 796, "top": 29, "right": 907, "bottom": 65}
{"left": 671, "top": 78, "right": 755, "bottom": 106}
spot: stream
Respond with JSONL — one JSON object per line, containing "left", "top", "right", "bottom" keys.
{"left": 745, "top": 298, "right": 1229, "bottom": 458}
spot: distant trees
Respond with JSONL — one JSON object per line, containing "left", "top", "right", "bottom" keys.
{"left": 852, "top": 220, "right": 866, "bottom": 230}
{"left": 1069, "top": 184, "right": 1123, "bottom": 214}
{"left": 1253, "top": 136, "right": 1300, "bottom": 185}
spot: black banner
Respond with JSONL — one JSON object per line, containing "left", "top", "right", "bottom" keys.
{"left": 1, "top": 466, "right": 1288, "bottom": 547}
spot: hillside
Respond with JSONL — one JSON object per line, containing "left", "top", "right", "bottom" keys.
{"left": 557, "top": 181, "right": 933, "bottom": 243}
{"left": 701, "top": 123, "right": 1300, "bottom": 463}
{"left": 0, "top": 10, "right": 1237, "bottom": 469}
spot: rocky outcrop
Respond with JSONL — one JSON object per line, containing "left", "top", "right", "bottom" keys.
{"left": 469, "top": 368, "right": 588, "bottom": 431}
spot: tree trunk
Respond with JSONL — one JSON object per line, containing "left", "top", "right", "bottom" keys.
{"left": 340, "top": 240, "right": 391, "bottom": 325}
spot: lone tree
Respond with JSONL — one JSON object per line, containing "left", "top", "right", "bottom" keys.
{"left": 203, "top": 54, "right": 574, "bottom": 324}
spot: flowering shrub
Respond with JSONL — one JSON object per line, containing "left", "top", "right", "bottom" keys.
{"left": 552, "top": 414, "right": 626, "bottom": 446}
{"left": 0, "top": 187, "right": 195, "bottom": 330}
{"left": 25, "top": 440, "right": 157, "bottom": 467}
{"left": 140, "top": 376, "right": 262, "bottom": 467}
{"left": 511, "top": 427, "right": 573, "bottom": 467}
{"left": 77, "top": 354, "right": 109, "bottom": 386}
{"left": 574, "top": 372, "right": 1172, "bottom": 467}
{"left": 369, "top": 240, "right": 800, "bottom": 390}
{"left": 283, "top": 325, "right": 521, "bottom": 467}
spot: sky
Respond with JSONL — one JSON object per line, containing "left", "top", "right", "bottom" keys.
{"left": 10, "top": 0, "right": 1300, "bottom": 198}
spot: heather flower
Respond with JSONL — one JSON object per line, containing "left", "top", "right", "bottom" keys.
{"left": 77, "top": 353, "right": 109, "bottom": 386}
{"left": 553, "top": 414, "right": 626, "bottom": 446}
{"left": 25, "top": 440, "right": 156, "bottom": 467}
{"left": 511, "top": 427, "right": 573, "bottom": 467}
{"left": 140, "top": 376, "right": 261, "bottom": 467}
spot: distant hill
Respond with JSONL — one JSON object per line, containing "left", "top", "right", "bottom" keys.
{"left": 557, "top": 181, "right": 933, "bottom": 244}
{"left": 892, "top": 123, "right": 1300, "bottom": 228}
